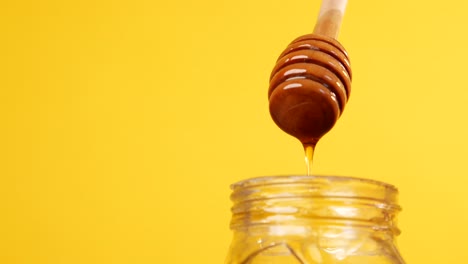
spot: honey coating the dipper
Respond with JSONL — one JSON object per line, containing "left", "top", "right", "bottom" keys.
{"left": 269, "top": 34, "right": 351, "bottom": 145}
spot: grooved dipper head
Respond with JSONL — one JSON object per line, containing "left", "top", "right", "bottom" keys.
{"left": 268, "top": 34, "right": 352, "bottom": 145}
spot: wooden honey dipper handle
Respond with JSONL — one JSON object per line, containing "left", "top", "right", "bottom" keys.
{"left": 313, "top": 0, "right": 348, "bottom": 39}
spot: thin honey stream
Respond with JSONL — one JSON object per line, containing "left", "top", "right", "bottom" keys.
{"left": 304, "top": 144, "right": 315, "bottom": 176}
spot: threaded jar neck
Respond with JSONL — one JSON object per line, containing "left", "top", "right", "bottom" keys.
{"left": 230, "top": 175, "right": 401, "bottom": 235}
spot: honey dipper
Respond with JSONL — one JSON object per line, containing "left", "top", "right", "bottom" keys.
{"left": 269, "top": 0, "right": 352, "bottom": 152}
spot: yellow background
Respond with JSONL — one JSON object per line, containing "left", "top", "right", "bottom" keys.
{"left": 2, "top": 0, "right": 467, "bottom": 263}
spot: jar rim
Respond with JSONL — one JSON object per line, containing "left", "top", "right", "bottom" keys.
{"left": 231, "top": 175, "right": 398, "bottom": 192}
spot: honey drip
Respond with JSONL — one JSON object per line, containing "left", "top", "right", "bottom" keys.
{"left": 304, "top": 144, "right": 315, "bottom": 176}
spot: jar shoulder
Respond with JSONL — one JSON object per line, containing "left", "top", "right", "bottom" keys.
{"left": 226, "top": 233, "right": 405, "bottom": 264}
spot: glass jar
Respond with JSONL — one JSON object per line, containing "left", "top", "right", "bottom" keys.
{"left": 225, "top": 175, "right": 405, "bottom": 263}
